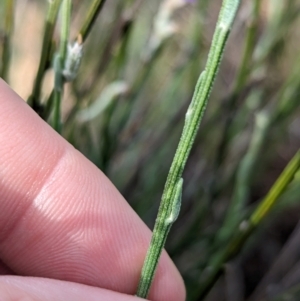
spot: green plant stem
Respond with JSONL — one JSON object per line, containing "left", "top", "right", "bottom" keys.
{"left": 137, "top": 178, "right": 183, "bottom": 298}
{"left": 59, "top": 0, "right": 70, "bottom": 63}
{"left": 136, "top": 0, "right": 241, "bottom": 298}
{"left": 52, "top": 0, "right": 71, "bottom": 133}
{"left": 28, "top": 0, "right": 61, "bottom": 112}
{"left": 78, "top": 0, "right": 107, "bottom": 43}
{"left": 1, "top": 0, "right": 14, "bottom": 82}
{"left": 194, "top": 150, "right": 300, "bottom": 300}
{"left": 250, "top": 151, "right": 300, "bottom": 225}
{"left": 45, "top": 0, "right": 107, "bottom": 123}
{"left": 71, "top": 0, "right": 140, "bottom": 100}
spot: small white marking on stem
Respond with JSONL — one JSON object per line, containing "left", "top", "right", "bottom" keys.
{"left": 165, "top": 179, "right": 183, "bottom": 225}
{"left": 219, "top": 22, "right": 229, "bottom": 31}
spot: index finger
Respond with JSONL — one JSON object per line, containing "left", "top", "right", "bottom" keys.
{"left": 0, "top": 79, "right": 185, "bottom": 301}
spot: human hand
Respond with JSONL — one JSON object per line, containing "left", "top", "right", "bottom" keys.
{"left": 0, "top": 79, "right": 185, "bottom": 301}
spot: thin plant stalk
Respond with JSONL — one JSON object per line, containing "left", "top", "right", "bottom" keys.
{"left": 63, "top": 1, "right": 130, "bottom": 126}
{"left": 70, "top": 0, "right": 141, "bottom": 100}
{"left": 250, "top": 151, "right": 300, "bottom": 225}
{"left": 1, "top": 0, "right": 15, "bottom": 82}
{"left": 194, "top": 150, "right": 300, "bottom": 300}
{"left": 78, "top": 0, "right": 107, "bottom": 43}
{"left": 52, "top": 0, "right": 71, "bottom": 133}
{"left": 27, "top": 0, "right": 62, "bottom": 111}
{"left": 136, "top": 0, "right": 241, "bottom": 298}
{"left": 44, "top": 0, "right": 107, "bottom": 122}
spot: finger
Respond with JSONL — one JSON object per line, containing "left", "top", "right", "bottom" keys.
{"left": 0, "top": 79, "right": 185, "bottom": 301}
{"left": 0, "top": 276, "right": 144, "bottom": 301}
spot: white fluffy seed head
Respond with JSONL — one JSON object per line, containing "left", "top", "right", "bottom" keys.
{"left": 62, "top": 41, "right": 83, "bottom": 82}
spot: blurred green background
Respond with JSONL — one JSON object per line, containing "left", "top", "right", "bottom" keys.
{"left": 1, "top": 0, "right": 300, "bottom": 300}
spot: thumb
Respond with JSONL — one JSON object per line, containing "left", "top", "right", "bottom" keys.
{"left": 0, "top": 276, "right": 144, "bottom": 301}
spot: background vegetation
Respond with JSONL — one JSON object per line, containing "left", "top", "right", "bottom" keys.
{"left": 1, "top": 0, "right": 300, "bottom": 300}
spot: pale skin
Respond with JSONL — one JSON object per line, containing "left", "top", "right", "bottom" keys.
{"left": 0, "top": 79, "right": 185, "bottom": 301}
